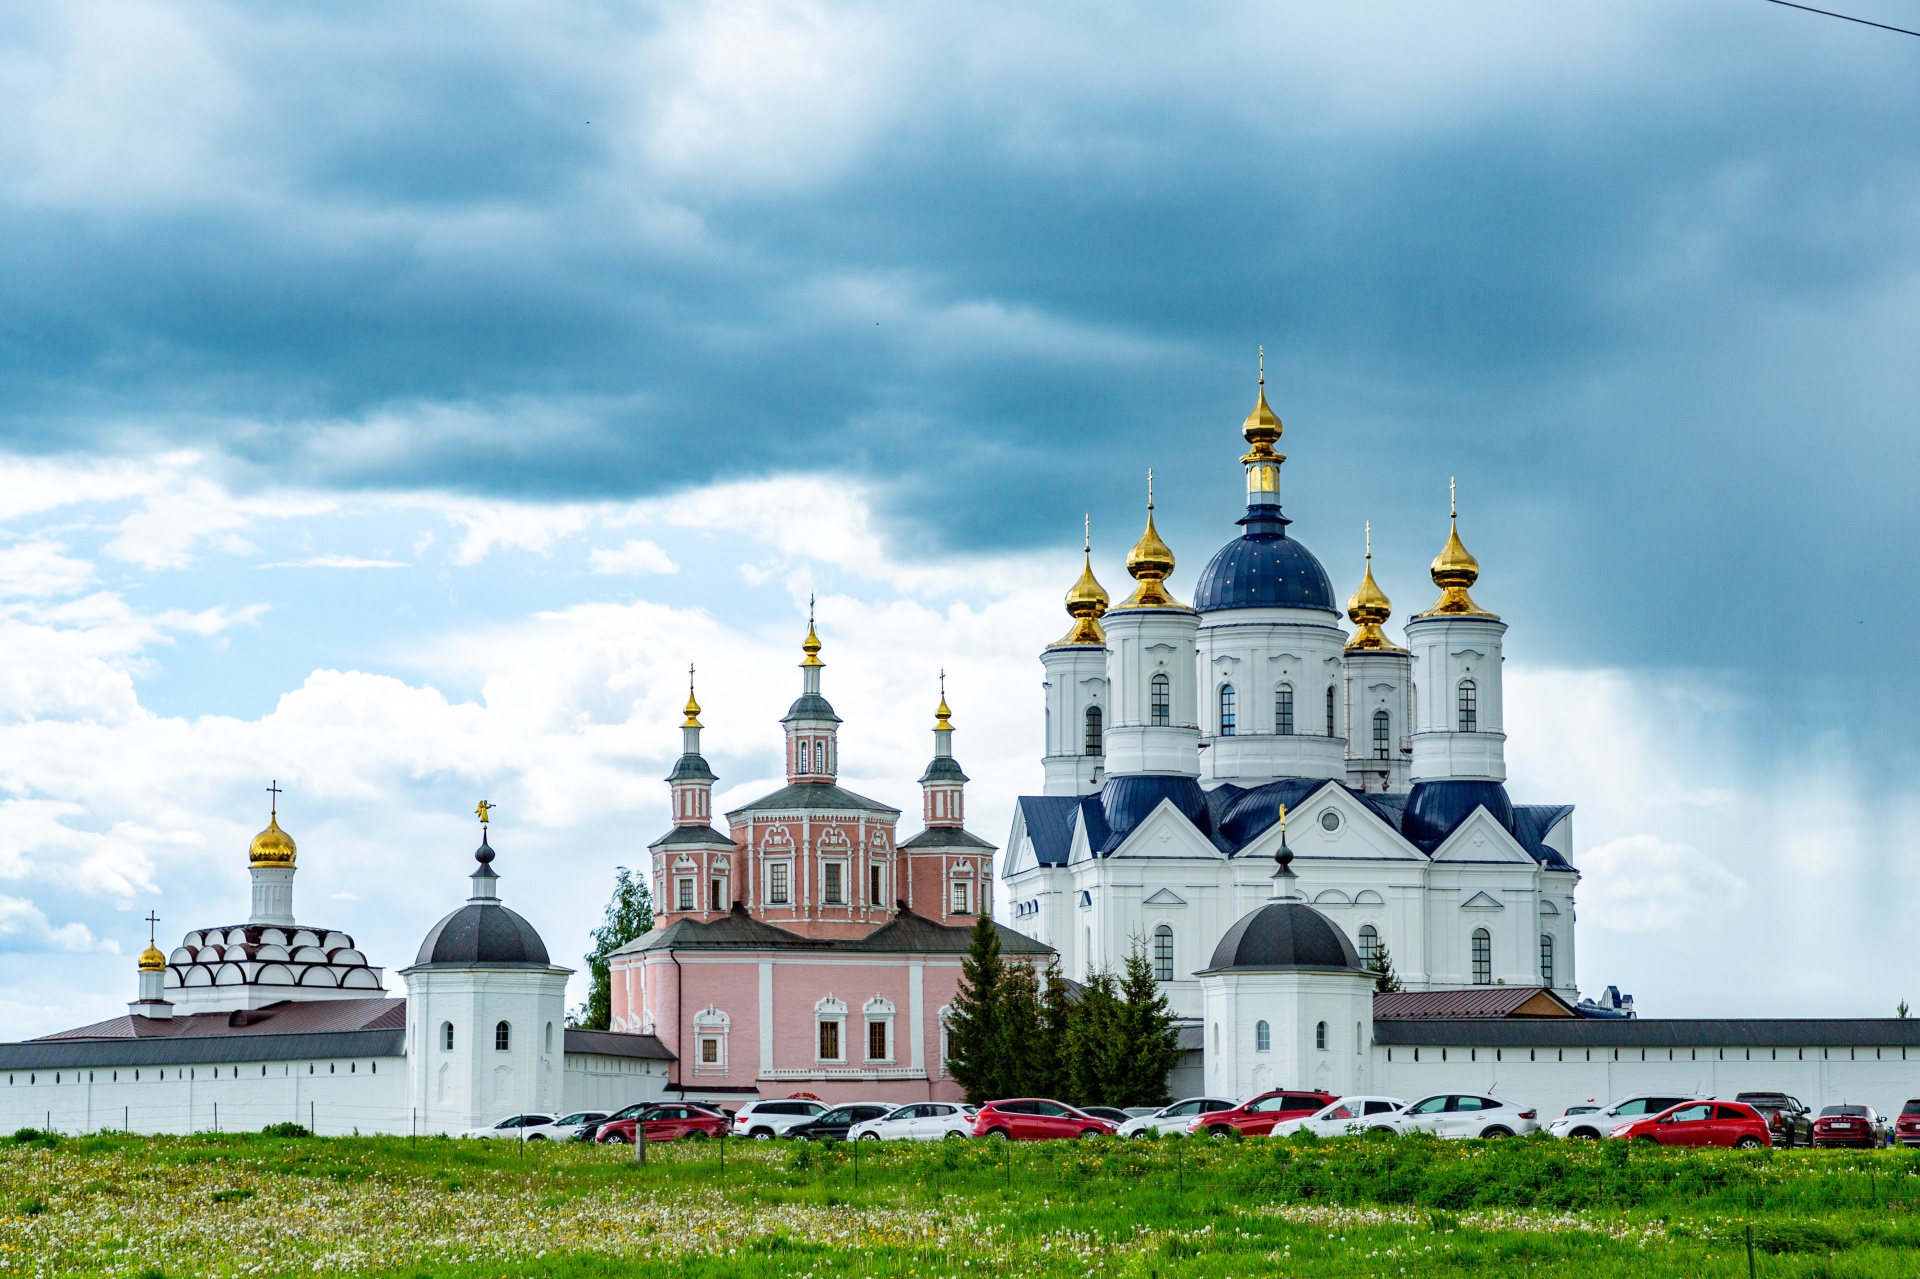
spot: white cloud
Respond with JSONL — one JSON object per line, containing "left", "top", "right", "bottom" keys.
{"left": 0, "top": 892, "right": 107, "bottom": 953}
{"left": 1576, "top": 834, "right": 1745, "bottom": 932}
{"left": 0, "top": 540, "right": 97, "bottom": 599}
{"left": 587, "top": 539, "right": 678, "bottom": 575}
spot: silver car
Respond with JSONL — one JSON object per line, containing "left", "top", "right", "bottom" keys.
{"left": 848, "top": 1102, "right": 977, "bottom": 1140}
{"left": 730, "top": 1099, "right": 828, "bottom": 1139}
{"left": 1547, "top": 1093, "right": 1704, "bottom": 1140}
{"left": 1116, "top": 1097, "right": 1237, "bottom": 1138}
{"left": 1384, "top": 1093, "right": 1539, "bottom": 1139}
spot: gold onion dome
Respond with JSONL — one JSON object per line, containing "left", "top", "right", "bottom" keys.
{"left": 800, "top": 618, "right": 824, "bottom": 667}
{"left": 249, "top": 814, "right": 297, "bottom": 868}
{"left": 1052, "top": 520, "right": 1111, "bottom": 646}
{"left": 1346, "top": 531, "right": 1402, "bottom": 651}
{"left": 1241, "top": 383, "right": 1284, "bottom": 463}
{"left": 1120, "top": 473, "right": 1183, "bottom": 609}
{"left": 933, "top": 695, "right": 953, "bottom": 731}
{"left": 682, "top": 686, "right": 703, "bottom": 729}
{"left": 138, "top": 942, "right": 167, "bottom": 972}
{"left": 1421, "top": 484, "right": 1498, "bottom": 618}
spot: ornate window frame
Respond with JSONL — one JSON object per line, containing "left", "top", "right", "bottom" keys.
{"left": 692, "top": 1006, "right": 731, "bottom": 1076}
{"left": 863, "top": 996, "right": 896, "bottom": 1063}
{"left": 815, "top": 995, "right": 848, "bottom": 1062}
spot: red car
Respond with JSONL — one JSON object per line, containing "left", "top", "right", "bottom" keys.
{"left": 1608, "top": 1100, "right": 1770, "bottom": 1148}
{"left": 1188, "top": 1090, "right": 1337, "bottom": 1138}
{"left": 1896, "top": 1100, "right": 1920, "bottom": 1147}
{"left": 595, "top": 1104, "right": 730, "bottom": 1144}
{"left": 970, "top": 1098, "right": 1117, "bottom": 1141}
{"left": 1811, "top": 1104, "right": 1878, "bottom": 1148}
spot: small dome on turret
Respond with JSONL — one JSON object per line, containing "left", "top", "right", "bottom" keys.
{"left": 1418, "top": 482, "right": 1497, "bottom": 619}
{"left": 1345, "top": 524, "right": 1403, "bottom": 652}
{"left": 1051, "top": 520, "right": 1110, "bottom": 647}
{"left": 1118, "top": 474, "right": 1183, "bottom": 609}
{"left": 249, "top": 815, "right": 296, "bottom": 868}
{"left": 138, "top": 943, "right": 167, "bottom": 973}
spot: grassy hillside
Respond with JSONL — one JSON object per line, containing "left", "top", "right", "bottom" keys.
{"left": 3, "top": 1127, "right": 1917, "bottom": 1277}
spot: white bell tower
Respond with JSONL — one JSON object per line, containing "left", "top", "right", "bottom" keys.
{"left": 1407, "top": 485, "right": 1507, "bottom": 784}
{"left": 1040, "top": 520, "right": 1110, "bottom": 795}
{"left": 1103, "top": 476, "right": 1201, "bottom": 779}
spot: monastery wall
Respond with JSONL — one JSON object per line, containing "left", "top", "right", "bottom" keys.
{"left": 1, "top": 1052, "right": 408, "bottom": 1135}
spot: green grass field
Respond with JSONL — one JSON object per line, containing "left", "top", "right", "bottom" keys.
{"left": 4, "top": 1127, "right": 1918, "bottom": 1278}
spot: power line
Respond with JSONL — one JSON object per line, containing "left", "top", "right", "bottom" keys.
{"left": 1762, "top": 0, "right": 1920, "bottom": 38}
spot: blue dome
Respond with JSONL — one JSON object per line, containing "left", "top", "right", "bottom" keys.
{"left": 1193, "top": 508, "right": 1336, "bottom": 614}
{"left": 1403, "top": 779, "right": 1515, "bottom": 851}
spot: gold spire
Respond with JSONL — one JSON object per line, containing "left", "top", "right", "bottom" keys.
{"left": 1120, "top": 470, "right": 1183, "bottom": 609}
{"left": 933, "top": 669, "right": 953, "bottom": 731}
{"left": 1345, "top": 521, "right": 1403, "bottom": 651}
{"left": 1419, "top": 478, "right": 1497, "bottom": 618}
{"left": 1241, "top": 345, "right": 1285, "bottom": 464}
{"left": 682, "top": 663, "right": 703, "bottom": 728}
{"left": 1052, "top": 515, "right": 1111, "bottom": 646}
{"left": 248, "top": 782, "right": 296, "bottom": 868}
{"left": 801, "top": 594, "right": 824, "bottom": 667}
{"left": 138, "top": 910, "right": 165, "bottom": 972}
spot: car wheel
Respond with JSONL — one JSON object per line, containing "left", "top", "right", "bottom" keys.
{"left": 1079, "top": 1129, "right": 1102, "bottom": 1140}
{"left": 751, "top": 1128, "right": 775, "bottom": 1140}
{"left": 859, "top": 1132, "right": 880, "bottom": 1141}
{"left": 1480, "top": 1127, "right": 1512, "bottom": 1140}
{"left": 686, "top": 1131, "right": 707, "bottom": 1141}
{"left": 1569, "top": 1128, "right": 1599, "bottom": 1140}
{"left": 527, "top": 1134, "right": 546, "bottom": 1141}
{"left": 1736, "top": 1135, "right": 1762, "bottom": 1149}
{"left": 1633, "top": 1135, "right": 1658, "bottom": 1144}
{"left": 986, "top": 1127, "right": 1010, "bottom": 1141}
{"left": 1368, "top": 1126, "right": 1397, "bottom": 1137}
{"left": 604, "top": 1131, "right": 630, "bottom": 1145}
{"left": 1207, "top": 1125, "right": 1234, "bottom": 1139}
{"left": 944, "top": 1131, "right": 965, "bottom": 1140}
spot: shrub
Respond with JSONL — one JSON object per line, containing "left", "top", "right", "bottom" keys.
{"left": 11, "top": 1128, "right": 43, "bottom": 1142}
{"left": 260, "top": 1123, "right": 311, "bottom": 1139}
{"left": 210, "top": 1189, "right": 254, "bottom": 1205}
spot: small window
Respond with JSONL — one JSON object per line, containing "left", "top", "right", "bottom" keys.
{"left": 1153, "top": 924, "right": 1174, "bottom": 982}
{"left": 797, "top": 740, "right": 808, "bottom": 773}
{"left": 951, "top": 880, "right": 970, "bottom": 914}
{"left": 1540, "top": 934, "right": 1554, "bottom": 985}
{"left": 544, "top": 1022, "right": 553, "bottom": 1053}
{"left": 1218, "top": 684, "right": 1236, "bottom": 736}
{"left": 870, "top": 864, "right": 883, "bottom": 906}
{"left": 677, "top": 879, "right": 694, "bottom": 912}
{"left": 1255, "top": 1020, "right": 1271, "bottom": 1051}
{"left": 701, "top": 1038, "right": 719, "bottom": 1064}
{"left": 824, "top": 863, "right": 844, "bottom": 905}
{"left": 770, "top": 862, "right": 790, "bottom": 904}
{"left": 1275, "top": 684, "right": 1294, "bottom": 735}
{"left": 1471, "top": 928, "right": 1492, "bottom": 985}
{"left": 1083, "top": 705, "right": 1103, "bottom": 755}
{"left": 1326, "top": 685, "right": 1336, "bottom": 736}
{"left": 495, "top": 1021, "right": 512, "bottom": 1051}
{"left": 1315, "top": 1021, "right": 1328, "bottom": 1050}
{"left": 819, "top": 1020, "right": 841, "bottom": 1060}
{"left": 441, "top": 1021, "right": 454, "bottom": 1052}
{"left": 1458, "top": 680, "right": 1478, "bottom": 733}
{"left": 709, "top": 879, "right": 723, "bottom": 912}
{"left": 868, "top": 1020, "right": 888, "bottom": 1061}
{"left": 1150, "top": 673, "right": 1171, "bottom": 726}
{"left": 1373, "top": 709, "right": 1390, "bottom": 759}
{"left": 1358, "top": 924, "right": 1380, "bottom": 966}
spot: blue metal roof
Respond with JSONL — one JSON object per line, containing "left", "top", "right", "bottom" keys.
{"left": 1402, "top": 779, "right": 1516, "bottom": 851}
{"left": 1192, "top": 506, "right": 1337, "bottom": 614}
{"left": 1014, "top": 796, "right": 1081, "bottom": 869}
{"left": 1094, "top": 774, "right": 1218, "bottom": 854}
{"left": 1208, "top": 778, "right": 1336, "bottom": 849}
{"left": 1512, "top": 804, "right": 1576, "bottom": 871}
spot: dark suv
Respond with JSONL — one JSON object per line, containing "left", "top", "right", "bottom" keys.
{"left": 1735, "top": 1092, "right": 1812, "bottom": 1148}
{"left": 787, "top": 1103, "right": 892, "bottom": 1141}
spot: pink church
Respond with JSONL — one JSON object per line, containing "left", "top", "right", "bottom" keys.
{"left": 608, "top": 620, "right": 1052, "bottom": 1104}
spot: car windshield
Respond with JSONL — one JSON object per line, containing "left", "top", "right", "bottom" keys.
{"left": 614, "top": 1104, "right": 651, "bottom": 1119}
{"left": 1407, "top": 1096, "right": 1448, "bottom": 1115}
{"left": 553, "top": 1113, "right": 596, "bottom": 1126}
{"left": 1164, "top": 1101, "right": 1200, "bottom": 1116}
{"left": 1821, "top": 1105, "right": 1870, "bottom": 1117}
{"left": 818, "top": 1108, "right": 856, "bottom": 1124}
{"left": 1564, "top": 1106, "right": 1598, "bottom": 1115}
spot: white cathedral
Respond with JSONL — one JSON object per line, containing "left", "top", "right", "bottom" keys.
{"left": 1004, "top": 377, "right": 1578, "bottom": 1021}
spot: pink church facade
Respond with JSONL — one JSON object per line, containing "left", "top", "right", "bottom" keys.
{"left": 608, "top": 624, "right": 1050, "bottom": 1104}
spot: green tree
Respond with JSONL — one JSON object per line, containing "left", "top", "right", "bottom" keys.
{"left": 1113, "top": 938, "right": 1182, "bottom": 1107}
{"left": 945, "top": 913, "right": 1006, "bottom": 1104}
{"left": 572, "top": 866, "right": 654, "bottom": 1029}
{"left": 1064, "top": 968, "right": 1124, "bottom": 1106}
{"left": 1368, "top": 942, "right": 1402, "bottom": 994}
{"left": 999, "top": 956, "right": 1049, "bottom": 1097}
{"left": 1031, "top": 958, "right": 1075, "bottom": 1099}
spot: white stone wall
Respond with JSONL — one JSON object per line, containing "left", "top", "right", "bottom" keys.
{"left": 1200, "top": 969, "right": 1374, "bottom": 1100}
{"left": 1197, "top": 611, "right": 1348, "bottom": 784}
{"left": 560, "top": 1053, "right": 670, "bottom": 1112}
{"left": 1040, "top": 644, "right": 1108, "bottom": 796}
{"left": 0, "top": 1053, "right": 408, "bottom": 1135}
{"left": 1406, "top": 613, "right": 1508, "bottom": 783}
{"left": 1101, "top": 606, "right": 1201, "bottom": 777}
{"left": 1342, "top": 648, "right": 1414, "bottom": 794}
{"left": 404, "top": 966, "right": 570, "bottom": 1134}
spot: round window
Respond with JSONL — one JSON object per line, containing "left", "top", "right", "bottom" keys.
{"left": 1319, "top": 810, "right": 1341, "bottom": 832}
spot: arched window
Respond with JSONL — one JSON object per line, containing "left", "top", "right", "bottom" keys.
{"left": 1275, "top": 684, "right": 1294, "bottom": 736}
{"left": 1255, "top": 1020, "right": 1271, "bottom": 1051}
{"left": 1458, "top": 680, "right": 1478, "bottom": 733}
{"left": 1153, "top": 925, "right": 1174, "bottom": 982}
{"left": 1540, "top": 934, "right": 1554, "bottom": 985}
{"left": 1084, "top": 705, "right": 1103, "bottom": 755}
{"left": 1471, "top": 929, "right": 1492, "bottom": 985}
{"left": 1218, "top": 684, "right": 1236, "bottom": 736}
{"left": 494, "top": 1021, "right": 512, "bottom": 1051}
{"left": 1357, "top": 924, "right": 1380, "bottom": 966}
{"left": 1315, "top": 1020, "right": 1328, "bottom": 1050}
{"left": 1326, "top": 685, "right": 1337, "bottom": 736}
{"left": 1150, "top": 673, "right": 1171, "bottom": 726}
{"left": 797, "top": 740, "right": 808, "bottom": 773}
{"left": 544, "top": 1022, "right": 553, "bottom": 1053}
{"left": 1372, "top": 710, "right": 1390, "bottom": 759}
{"left": 440, "top": 1022, "right": 454, "bottom": 1052}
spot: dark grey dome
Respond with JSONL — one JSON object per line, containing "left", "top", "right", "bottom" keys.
{"left": 1204, "top": 901, "right": 1364, "bottom": 973}
{"left": 782, "top": 693, "right": 841, "bottom": 723}
{"left": 414, "top": 902, "right": 551, "bottom": 967}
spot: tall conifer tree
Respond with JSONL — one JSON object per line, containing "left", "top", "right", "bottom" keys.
{"left": 1065, "top": 969, "right": 1124, "bottom": 1106}
{"left": 1114, "top": 939, "right": 1182, "bottom": 1107}
{"left": 945, "top": 912, "right": 1005, "bottom": 1103}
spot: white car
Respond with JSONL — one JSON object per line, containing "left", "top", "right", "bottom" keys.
{"left": 730, "top": 1099, "right": 829, "bottom": 1140}
{"left": 849, "top": 1102, "right": 978, "bottom": 1140}
{"left": 1115, "top": 1097, "right": 1237, "bottom": 1138}
{"left": 1547, "top": 1093, "right": 1705, "bottom": 1140}
{"left": 464, "top": 1113, "right": 556, "bottom": 1140}
{"left": 1386, "top": 1093, "right": 1539, "bottom": 1139}
{"left": 1271, "top": 1096, "right": 1406, "bottom": 1139}
{"left": 533, "top": 1111, "right": 608, "bottom": 1141}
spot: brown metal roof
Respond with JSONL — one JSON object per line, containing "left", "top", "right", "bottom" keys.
{"left": 34, "top": 997, "right": 406, "bottom": 1042}
{"left": 1373, "top": 987, "right": 1577, "bottom": 1020}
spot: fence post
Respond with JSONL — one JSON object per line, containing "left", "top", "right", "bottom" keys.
{"left": 124, "top": 1106, "right": 128, "bottom": 1134}
{"left": 636, "top": 1119, "right": 647, "bottom": 1165}
{"left": 214, "top": 1103, "right": 219, "bottom": 1134}
{"left": 1746, "top": 1222, "right": 1756, "bottom": 1279}
{"left": 310, "top": 1101, "right": 315, "bottom": 1134}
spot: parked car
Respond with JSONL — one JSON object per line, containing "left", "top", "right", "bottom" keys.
{"left": 1735, "top": 1092, "right": 1813, "bottom": 1148}
{"left": 730, "top": 1099, "right": 828, "bottom": 1140}
{"left": 1609, "top": 1100, "right": 1770, "bottom": 1148}
{"left": 532, "top": 1111, "right": 607, "bottom": 1141}
{"left": 1189, "top": 1090, "right": 1339, "bottom": 1138}
{"left": 1547, "top": 1094, "right": 1704, "bottom": 1141}
{"left": 1387, "top": 1094, "right": 1539, "bottom": 1139}
{"left": 971, "top": 1098, "right": 1118, "bottom": 1141}
{"left": 787, "top": 1103, "right": 893, "bottom": 1141}
{"left": 595, "top": 1105, "right": 730, "bottom": 1144}
{"left": 464, "top": 1113, "right": 555, "bottom": 1139}
{"left": 1896, "top": 1099, "right": 1920, "bottom": 1147}
{"left": 578, "top": 1102, "right": 654, "bottom": 1142}
{"left": 1115, "top": 1097, "right": 1237, "bottom": 1138}
{"left": 848, "top": 1102, "right": 977, "bottom": 1141}
{"left": 1811, "top": 1104, "right": 1879, "bottom": 1148}
{"left": 1078, "top": 1106, "right": 1135, "bottom": 1126}
{"left": 1271, "top": 1096, "right": 1406, "bottom": 1138}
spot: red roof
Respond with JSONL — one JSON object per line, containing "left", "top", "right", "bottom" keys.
{"left": 1373, "top": 987, "right": 1576, "bottom": 1020}
{"left": 35, "top": 997, "right": 406, "bottom": 1041}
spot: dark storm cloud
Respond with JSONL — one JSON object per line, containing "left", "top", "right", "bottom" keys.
{"left": 2, "top": 1, "right": 1918, "bottom": 734}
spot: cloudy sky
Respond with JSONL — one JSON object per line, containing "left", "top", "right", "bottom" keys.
{"left": 1, "top": 0, "right": 1916, "bottom": 1036}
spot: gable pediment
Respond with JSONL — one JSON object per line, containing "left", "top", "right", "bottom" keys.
{"left": 1236, "top": 782, "right": 1423, "bottom": 863}
{"left": 1429, "top": 807, "right": 1536, "bottom": 865}
{"left": 1461, "top": 891, "right": 1505, "bottom": 910}
{"left": 1108, "top": 799, "right": 1224, "bottom": 860}
{"left": 1142, "top": 887, "right": 1188, "bottom": 907}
